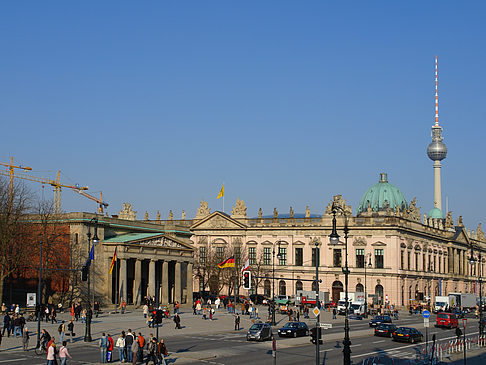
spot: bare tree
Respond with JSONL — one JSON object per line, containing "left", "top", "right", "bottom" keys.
{"left": 248, "top": 247, "right": 271, "bottom": 296}
{"left": 0, "top": 178, "right": 32, "bottom": 303}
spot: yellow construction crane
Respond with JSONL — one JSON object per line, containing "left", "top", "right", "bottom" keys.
{"left": 0, "top": 157, "right": 33, "bottom": 208}
{"left": 0, "top": 168, "right": 89, "bottom": 214}
{"left": 74, "top": 189, "right": 109, "bottom": 214}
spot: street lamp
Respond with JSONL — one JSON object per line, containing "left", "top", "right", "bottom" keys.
{"left": 314, "top": 240, "right": 320, "bottom": 365}
{"left": 468, "top": 247, "right": 483, "bottom": 337}
{"left": 329, "top": 204, "right": 351, "bottom": 365}
{"left": 364, "top": 254, "right": 372, "bottom": 318}
{"left": 84, "top": 217, "right": 98, "bottom": 342}
{"left": 271, "top": 241, "right": 282, "bottom": 325}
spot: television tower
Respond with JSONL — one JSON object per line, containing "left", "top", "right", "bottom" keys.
{"left": 427, "top": 56, "right": 447, "bottom": 214}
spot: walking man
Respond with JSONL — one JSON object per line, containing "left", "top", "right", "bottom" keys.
{"left": 173, "top": 313, "right": 181, "bottom": 329}
{"left": 99, "top": 332, "right": 108, "bottom": 363}
{"left": 234, "top": 314, "right": 240, "bottom": 331}
{"left": 22, "top": 326, "right": 29, "bottom": 351}
{"left": 332, "top": 307, "right": 337, "bottom": 319}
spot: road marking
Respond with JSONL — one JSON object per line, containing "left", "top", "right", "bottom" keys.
{"left": 373, "top": 340, "right": 386, "bottom": 343}
{"left": 350, "top": 344, "right": 362, "bottom": 347}
{"left": 320, "top": 348, "right": 335, "bottom": 352}
{"left": 0, "top": 360, "right": 28, "bottom": 363}
{"left": 351, "top": 331, "right": 479, "bottom": 359}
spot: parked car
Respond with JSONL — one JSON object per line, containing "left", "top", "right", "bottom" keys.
{"left": 435, "top": 312, "right": 458, "bottom": 328}
{"left": 392, "top": 327, "right": 423, "bottom": 343}
{"left": 250, "top": 294, "right": 267, "bottom": 305}
{"left": 374, "top": 323, "right": 398, "bottom": 337}
{"left": 246, "top": 322, "right": 273, "bottom": 341}
{"left": 369, "top": 315, "right": 392, "bottom": 327}
{"left": 277, "top": 322, "right": 309, "bottom": 338}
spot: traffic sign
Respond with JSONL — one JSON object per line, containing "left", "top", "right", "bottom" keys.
{"left": 422, "top": 310, "right": 430, "bottom": 319}
{"left": 319, "top": 323, "right": 332, "bottom": 329}
{"left": 424, "top": 317, "right": 430, "bottom": 328}
{"left": 313, "top": 307, "right": 321, "bottom": 317}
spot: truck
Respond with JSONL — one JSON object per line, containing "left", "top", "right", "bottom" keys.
{"left": 434, "top": 296, "right": 450, "bottom": 313}
{"left": 338, "top": 292, "right": 365, "bottom": 315}
{"left": 296, "top": 290, "right": 329, "bottom": 306}
{"left": 448, "top": 293, "right": 478, "bottom": 310}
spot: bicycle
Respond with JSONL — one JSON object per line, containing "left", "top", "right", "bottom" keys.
{"left": 34, "top": 342, "right": 47, "bottom": 356}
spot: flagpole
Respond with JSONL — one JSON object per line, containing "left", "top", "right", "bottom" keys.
{"left": 223, "top": 182, "right": 225, "bottom": 213}
{"left": 115, "top": 252, "right": 119, "bottom": 314}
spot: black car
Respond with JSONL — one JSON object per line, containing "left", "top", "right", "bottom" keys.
{"left": 278, "top": 322, "right": 309, "bottom": 338}
{"left": 249, "top": 294, "right": 267, "bottom": 305}
{"left": 369, "top": 315, "right": 392, "bottom": 327}
{"left": 246, "top": 322, "right": 273, "bottom": 341}
{"left": 392, "top": 327, "right": 423, "bottom": 343}
{"left": 374, "top": 323, "right": 398, "bottom": 337}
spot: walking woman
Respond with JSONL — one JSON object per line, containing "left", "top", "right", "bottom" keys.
{"left": 116, "top": 334, "right": 125, "bottom": 362}
{"left": 59, "top": 341, "right": 72, "bottom": 365}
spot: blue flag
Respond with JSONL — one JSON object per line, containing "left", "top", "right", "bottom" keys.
{"left": 89, "top": 245, "right": 95, "bottom": 261}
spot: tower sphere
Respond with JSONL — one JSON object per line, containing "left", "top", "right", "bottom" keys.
{"left": 427, "top": 141, "right": 447, "bottom": 161}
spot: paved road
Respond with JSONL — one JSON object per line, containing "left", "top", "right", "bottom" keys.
{"left": 0, "top": 309, "right": 483, "bottom": 364}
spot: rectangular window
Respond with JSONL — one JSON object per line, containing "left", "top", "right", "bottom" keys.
{"left": 199, "top": 247, "right": 207, "bottom": 264}
{"left": 375, "top": 249, "right": 384, "bottom": 268}
{"left": 333, "top": 249, "right": 342, "bottom": 267}
{"left": 311, "top": 248, "right": 320, "bottom": 267}
{"left": 407, "top": 251, "right": 411, "bottom": 270}
{"left": 356, "top": 249, "right": 365, "bottom": 268}
{"left": 249, "top": 247, "right": 256, "bottom": 265}
{"left": 216, "top": 247, "right": 225, "bottom": 261}
{"left": 438, "top": 256, "right": 441, "bottom": 273}
{"left": 423, "top": 253, "right": 426, "bottom": 272}
{"left": 234, "top": 247, "right": 241, "bottom": 266}
{"left": 295, "top": 247, "right": 303, "bottom": 266}
{"left": 278, "top": 247, "right": 287, "bottom": 266}
{"left": 400, "top": 250, "right": 404, "bottom": 269}
{"left": 415, "top": 253, "right": 419, "bottom": 271}
{"left": 263, "top": 247, "right": 271, "bottom": 265}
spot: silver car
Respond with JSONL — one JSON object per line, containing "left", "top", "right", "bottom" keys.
{"left": 246, "top": 322, "right": 273, "bottom": 341}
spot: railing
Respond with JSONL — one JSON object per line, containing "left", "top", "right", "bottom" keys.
{"left": 361, "top": 335, "right": 486, "bottom": 365}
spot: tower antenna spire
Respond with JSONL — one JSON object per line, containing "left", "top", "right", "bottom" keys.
{"left": 435, "top": 55, "right": 439, "bottom": 126}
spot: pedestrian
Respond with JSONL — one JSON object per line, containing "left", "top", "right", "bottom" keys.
{"left": 0, "top": 326, "right": 2, "bottom": 348}
{"left": 125, "top": 330, "right": 134, "bottom": 363}
{"left": 99, "top": 332, "right": 108, "bottom": 363}
{"left": 14, "top": 315, "right": 22, "bottom": 337}
{"left": 22, "top": 326, "right": 29, "bottom": 351}
{"left": 131, "top": 336, "right": 139, "bottom": 365}
{"left": 107, "top": 333, "right": 114, "bottom": 362}
{"left": 156, "top": 338, "right": 168, "bottom": 365}
{"left": 45, "top": 306, "right": 50, "bottom": 322}
{"left": 234, "top": 314, "right": 240, "bottom": 331}
{"left": 202, "top": 307, "right": 207, "bottom": 320}
{"left": 145, "top": 338, "right": 157, "bottom": 365}
{"left": 209, "top": 307, "right": 213, "bottom": 321}
{"left": 143, "top": 304, "right": 149, "bottom": 318}
{"left": 59, "top": 341, "right": 72, "bottom": 365}
{"left": 332, "top": 307, "right": 337, "bottom": 319}
{"left": 173, "top": 313, "right": 181, "bottom": 329}
{"left": 40, "top": 329, "right": 51, "bottom": 350}
{"left": 2, "top": 313, "right": 11, "bottom": 337}
{"left": 192, "top": 302, "right": 197, "bottom": 315}
{"left": 67, "top": 320, "right": 74, "bottom": 343}
{"left": 116, "top": 334, "right": 125, "bottom": 363}
{"left": 58, "top": 320, "right": 66, "bottom": 343}
{"left": 137, "top": 333, "right": 145, "bottom": 362}
{"left": 255, "top": 307, "right": 259, "bottom": 319}
{"left": 51, "top": 307, "right": 58, "bottom": 324}
{"left": 196, "top": 301, "right": 202, "bottom": 315}
{"left": 46, "top": 342, "right": 57, "bottom": 365}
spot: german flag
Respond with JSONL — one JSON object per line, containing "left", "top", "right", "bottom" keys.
{"left": 218, "top": 256, "right": 235, "bottom": 269}
{"left": 109, "top": 247, "right": 117, "bottom": 275}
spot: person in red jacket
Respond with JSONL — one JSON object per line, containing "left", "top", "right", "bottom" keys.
{"left": 107, "top": 334, "right": 114, "bottom": 362}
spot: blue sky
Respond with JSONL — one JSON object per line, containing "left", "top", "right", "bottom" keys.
{"left": 1, "top": 1, "right": 485, "bottom": 228}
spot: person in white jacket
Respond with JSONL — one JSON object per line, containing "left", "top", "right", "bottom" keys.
{"left": 116, "top": 334, "right": 126, "bottom": 362}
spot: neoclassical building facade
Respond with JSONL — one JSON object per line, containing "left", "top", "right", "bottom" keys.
{"left": 184, "top": 174, "right": 485, "bottom": 308}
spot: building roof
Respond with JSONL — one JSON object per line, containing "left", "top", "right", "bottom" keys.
{"left": 102, "top": 232, "right": 164, "bottom": 243}
{"left": 357, "top": 173, "right": 408, "bottom": 214}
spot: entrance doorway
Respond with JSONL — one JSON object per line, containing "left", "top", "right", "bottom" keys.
{"left": 332, "top": 281, "right": 343, "bottom": 303}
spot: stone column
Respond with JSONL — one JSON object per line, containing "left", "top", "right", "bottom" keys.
{"left": 175, "top": 261, "right": 182, "bottom": 304}
{"left": 134, "top": 259, "right": 142, "bottom": 305}
{"left": 148, "top": 260, "right": 156, "bottom": 298}
{"left": 108, "top": 258, "right": 113, "bottom": 304}
{"left": 187, "top": 262, "right": 193, "bottom": 304}
{"left": 119, "top": 259, "right": 127, "bottom": 302}
{"left": 162, "top": 261, "right": 169, "bottom": 304}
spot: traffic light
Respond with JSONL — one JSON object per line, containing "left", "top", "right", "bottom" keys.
{"left": 155, "top": 310, "right": 163, "bottom": 324}
{"left": 243, "top": 270, "right": 251, "bottom": 290}
{"left": 81, "top": 266, "right": 89, "bottom": 281}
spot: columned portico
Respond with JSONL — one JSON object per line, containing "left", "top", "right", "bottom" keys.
{"left": 119, "top": 259, "right": 127, "bottom": 302}
{"left": 175, "top": 261, "right": 182, "bottom": 304}
{"left": 134, "top": 259, "right": 142, "bottom": 305}
{"left": 148, "top": 260, "right": 156, "bottom": 298}
{"left": 162, "top": 260, "right": 169, "bottom": 304}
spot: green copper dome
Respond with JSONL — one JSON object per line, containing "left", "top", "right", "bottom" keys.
{"left": 357, "top": 173, "right": 408, "bottom": 214}
{"left": 427, "top": 207, "right": 444, "bottom": 219}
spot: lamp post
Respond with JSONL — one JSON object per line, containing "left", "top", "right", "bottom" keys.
{"left": 329, "top": 204, "right": 351, "bottom": 365}
{"left": 364, "top": 254, "right": 372, "bottom": 318}
{"left": 84, "top": 217, "right": 98, "bottom": 342}
{"left": 468, "top": 248, "right": 483, "bottom": 337}
{"left": 271, "top": 241, "right": 282, "bottom": 325}
{"left": 315, "top": 240, "right": 320, "bottom": 365}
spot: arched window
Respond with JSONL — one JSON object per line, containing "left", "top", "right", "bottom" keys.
{"left": 279, "top": 280, "right": 286, "bottom": 296}
{"left": 356, "top": 283, "right": 364, "bottom": 293}
{"left": 375, "top": 284, "right": 384, "bottom": 305}
{"left": 264, "top": 280, "right": 271, "bottom": 297}
{"left": 331, "top": 281, "right": 344, "bottom": 303}
{"left": 296, "top": 280, "right": 303, "bottom": 293}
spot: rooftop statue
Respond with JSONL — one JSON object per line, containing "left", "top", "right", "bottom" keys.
{"left": 258, "top": 208, "right": 263, "bottom": 219}
{"left": 181, "top": 210, "right": 186, "bottom": 220}
{"left": 118, "top": 202, "right": 137, "bottom": 221}
{"left": 445, "top": 211, "right": 454, "bottom": 229}
{"left": 196, "top": 199, "right": 211, "bottom": 219}
{"left": 305, "top": 205, "right": 310, "bottom": 218}
{"left": 231, "top": 197, "right": 247, "bottom": 218}
{"left": 144, "top": 211, "right": 149, "bottom": 221}
{"left": 168, "top": 210, "right": 173, "bottom": 220}
{"left": 289, "top": 206, "right": 294, "bottom": 219}
{"left": 273, "top": 208, "right": 278, "bottom": 219}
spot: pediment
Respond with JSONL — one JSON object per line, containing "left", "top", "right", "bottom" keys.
{"left": 104, "top": 233, "right": 193, "bottom": 251}
{"left": 353, "top": 237, "right": 367, "bottom": 246}
{"left": 293, "top": 240, "right": 306, "bottom": 246}
{"left": 454, "top": 227, "right": 471, "bottom": 246}
{"left": 191, "top": 211, "right": 247, "bottom": 230}
{"left": 371, "top": 241, "right": 387, "bottom": 247}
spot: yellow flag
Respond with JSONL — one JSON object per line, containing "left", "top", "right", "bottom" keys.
{"left": 217, "top": 184, "right": 224, "bottom": 199}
